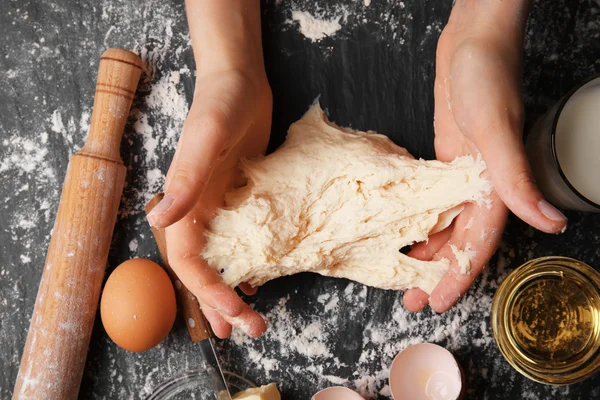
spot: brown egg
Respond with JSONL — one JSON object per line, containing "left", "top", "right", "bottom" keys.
{"left": 100, "top": 258, "right": 177, "bottom": 352}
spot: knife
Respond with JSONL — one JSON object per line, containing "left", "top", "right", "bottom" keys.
{"left": 146, "top": 193, "right": 232, "bottom": 400}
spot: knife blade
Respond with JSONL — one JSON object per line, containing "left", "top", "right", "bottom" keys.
{"left": 146, "top": 193, "right": 232, "bottom": 400}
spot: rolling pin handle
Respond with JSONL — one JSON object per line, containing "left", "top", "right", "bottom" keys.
{"left": 80, "top": 49, "right": 143, "bottom": 163}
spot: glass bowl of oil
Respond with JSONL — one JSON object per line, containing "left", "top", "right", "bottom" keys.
{"left": 492, "top": 256, "right": 600, "bottom": 385}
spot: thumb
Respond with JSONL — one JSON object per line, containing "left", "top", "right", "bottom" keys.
{"left": 147, "top": 83, "right": 255, "bottom": 228}
{"left": 472, "top": 124, "right": 567, "bottom": 234}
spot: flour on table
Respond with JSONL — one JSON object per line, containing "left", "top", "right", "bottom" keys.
{"left": 204, "top": 102, "right": 491, "bottom": 294}
{"left": 290, "top": 11, "right": 342, "bottom": 41}
{"left": 282, "top": 0, "right": 427, "bottom": 46}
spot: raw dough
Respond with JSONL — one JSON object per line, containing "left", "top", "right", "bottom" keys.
{"left": 204, "top": 103, "right": 491, "bottom": 294}
{"left": 233, "top": 383, "right": 281, "bottom": 400}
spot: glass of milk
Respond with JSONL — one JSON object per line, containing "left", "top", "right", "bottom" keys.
{"left": 526, "top": 76, "right": 600, "bottom": 212}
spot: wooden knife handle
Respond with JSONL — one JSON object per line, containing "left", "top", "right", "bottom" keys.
{"left": 13, "top": 49, "right": 142, "bottom": 400}
{"left": 145, "top": 193, "right": 212, "bottom": 342}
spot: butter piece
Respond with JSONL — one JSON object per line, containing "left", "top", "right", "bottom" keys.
{"left": 233, "top": 383, "right": 281, "bottom": 400}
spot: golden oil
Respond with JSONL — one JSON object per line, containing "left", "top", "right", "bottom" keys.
{"left": 492, "top": 256, "right": 600, "bottom": 385}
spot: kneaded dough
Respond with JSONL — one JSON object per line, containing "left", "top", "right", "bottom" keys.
{"left": 204, "top": 103, "right": 491, "bottom": 294}
{"left": 233, "top": 383, "right": 281, "bottom": 400}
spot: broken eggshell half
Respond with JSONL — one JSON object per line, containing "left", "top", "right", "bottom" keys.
{"left": 312, "top": 386, "right": 364, "bottom": 399}
{"left": 389, "top": 343, "right": 464, "bottom": 400}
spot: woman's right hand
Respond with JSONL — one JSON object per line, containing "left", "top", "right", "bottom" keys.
{"left": 147, "top": 0, "right": 272, "bottom": 338}
{"left": 403, "top": 0, "right": 567, "bottom": 314}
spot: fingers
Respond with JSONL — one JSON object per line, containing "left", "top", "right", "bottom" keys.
{"left": 239, "top": 282, "right": 258, "bottom": 296}
{"left": 471, "top": 127, "right": 567, "bottom": 234}
{"left": 172, "top": 254, "right": 267, "bottom": 338}
{"left": 441, "top": 39, "right": 566, "bottom": 234}
{"left": 201, "top": 303, "right": 232, "bottom": 339}
{"left": 147, "top": 74, "right": 257, "bottom": 228}
{"left": 403, "top": 228, "right": 452, "bottom": 312}
{"left": 408, "top": 227, "right": 453, "bottom": 261}
{"left": 428, "top": 199, "right": 507, "bottom": 312}
{"left": 165, "top": 212, "right": 267, "bottom": 338}
{"left": 403, "top": 289, "right": 429, "bottom": 312}
{"left": 221, "top": 306, "right": 269, "bottom": 339}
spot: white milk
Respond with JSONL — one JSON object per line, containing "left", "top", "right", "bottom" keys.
{"left": 526, "top": 77, "right": 600, "bottom": 212}
{"left": 555, "top": 84, "right": 600, "bottom": 206}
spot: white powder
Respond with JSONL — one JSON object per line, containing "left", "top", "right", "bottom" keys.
{"left": 344, "top": 283, "right": 355, "bottom": 296}
{"left": 282, "top": 0, "right": 420, "bottom": 46}
{"left": 379, "top": 385, "right": 392, "bottom": 397}
{"left": 317, "top": 293, "right": 331, "bottom": 304}
{"left": 230, "top": 297, "right": 339, "bottom": 361}
{"left": 291, "top": 322, "right": 333, "bottom": 358}
{"left": 4, "top": 1, "right": 594, "bottom": 399}
{"left": 122, "top": 68, "right": 189, "bottom": 216}
{"left": 464, "top": 243, "right": 477, "bottom": 261}
{"left": 323, "top": 295, "right": 339, "bottom": 313}
{"left": 227, "top": 243, "right": 517, "bottom": 398}
{"left": 79, "top": 111, "right": 90, "bottom": 136}
{"left": 145, "top": 168, "right": 166, "bottom": 201}
{"left": 464, "top": 216, "right": 474, "bottom": 230}
{"left": 247, "top": 348, "right": 279, "bottom": 375}
{"left": 128, "top": 239, "right": 138, "bottom": 252}
{"left": 323, "top": 375, "right": 348, "bottom": 385}
{"left": 3, "top": 1, "right": 206, "bottom": 399}
{"left": 450, "top": 244, "right": 472, "bottom": 274}
{"left": 290, "top": 10, "right": 342, "bottom": 42}
{"left": 50, "top": 110, "right": 64, "bottom": 134}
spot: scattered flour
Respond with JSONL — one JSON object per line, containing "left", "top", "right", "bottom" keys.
{"left": 3, "top": 0, "right": 599, "bottom": 399}
{"left": 226, "top": 245, "right": 518, "bottom": 399}
{"left": 283, "top": 0, "right": 420, "bottom": 45}
{"left": 50, "top": 110, "right": 65, "bottom": 134}
{"left": 317, "top": 293, "right": 331, "bottom": 304}
{"left": 323, "top": 295, "right": 339, "bottom": 313}
{"left": 128, "top": 239, "right": 138, "bottom": 253}
{"left": 290, "top": 11, "right": 342, "bottom": 41}
{"left": 1, "top": 1, "right": 193, "bottom": 398}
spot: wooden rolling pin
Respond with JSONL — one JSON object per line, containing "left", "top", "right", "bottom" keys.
{"left": 13, "top": 49, "right": 142, "bottom": 400}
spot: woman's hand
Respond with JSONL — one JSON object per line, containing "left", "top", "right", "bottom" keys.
{"left": 403, "top": 0, "right": 567, "bottom": 313}
{"left": 147, "top": 0, "right": 272, "bottom": 338}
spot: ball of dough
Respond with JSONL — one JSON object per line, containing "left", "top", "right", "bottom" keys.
{"left": 204, "top": 103, "right": 491, "bottom": 294}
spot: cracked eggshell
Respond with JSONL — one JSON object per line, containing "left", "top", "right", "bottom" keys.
{"left": 312, "top": 387, "right": 364, "bottom": 400}
{"left": 389, "top": 343, "right": 463, "bottom": 400}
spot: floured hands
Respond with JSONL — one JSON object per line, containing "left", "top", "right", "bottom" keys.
{"left": 403, "top": 0, "right": 567, "bottom": 313}
{"left": 147, "top": 0, "right": 271, "bottom": 338}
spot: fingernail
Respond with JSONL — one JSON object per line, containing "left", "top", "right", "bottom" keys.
{"left": 147, "top": 195, "right": 175, "bottom": 225}
{"left": 537, "top": 199, "right": 567, "bottom": 223}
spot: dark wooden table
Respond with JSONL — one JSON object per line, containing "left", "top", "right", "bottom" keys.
{"left": 1, "top": 0, "right": 599, "bottom": 398}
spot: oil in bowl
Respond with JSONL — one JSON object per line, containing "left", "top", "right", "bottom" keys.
{"left": 492, "top": 256, "right": 600, "bottom": 385}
